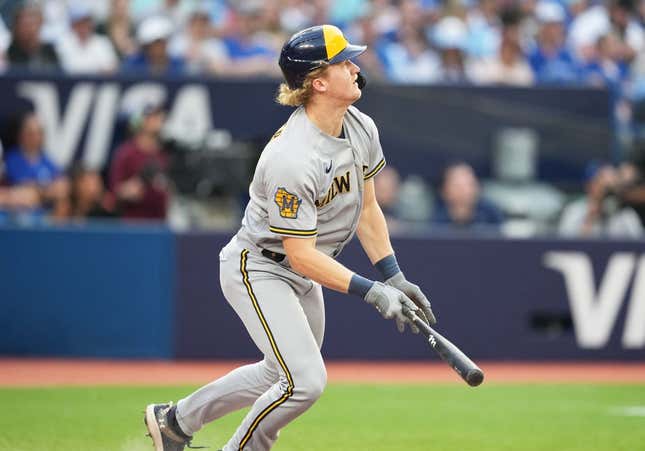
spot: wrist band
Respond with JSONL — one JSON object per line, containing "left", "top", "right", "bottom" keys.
{"left": 374, "top": 254, "right": 401, "bottom": 280}
{"left": 348, "top": 274, "right": 374, "bottom": 298}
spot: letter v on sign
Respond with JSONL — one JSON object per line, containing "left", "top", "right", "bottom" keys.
{"left": 543, "top": 252, "right": 636, "bottom": 349}
{"left": 623, "top": 254, "right": 645, "bottom": 348}
{"left": 17, "top": 82, "right": 94, "bottom": 169}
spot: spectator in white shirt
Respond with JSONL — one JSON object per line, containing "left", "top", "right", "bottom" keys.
{"left": 0, "top": 16, "right": 8, "bottom": 72}
{"left": 569, "top": 0, "right": 644, "bottom": 63}
{"left": 432, "top": 16, "right": 472, "bottom": 84}
{"left": 56, "top": 4, "right": 118, "bottom": 74}
{"left": 168, "top": 5, "right": 229, "bottom": 75}
{"left": 470, "top": 8, "right": 535, "bottom": 86}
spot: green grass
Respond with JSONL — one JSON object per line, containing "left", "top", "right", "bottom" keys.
{"left": 1, "top": 384, "right": 644, "bottom": 451}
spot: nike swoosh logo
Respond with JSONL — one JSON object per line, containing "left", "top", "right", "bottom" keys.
{"left": 324, "top": 161, "right": 333, "bottom": 173}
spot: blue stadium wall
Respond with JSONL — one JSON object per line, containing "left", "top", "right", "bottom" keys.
{"left": 1, "top": 226, "right": 644, "bottom": 360}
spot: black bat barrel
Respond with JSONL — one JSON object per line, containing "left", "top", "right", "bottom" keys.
{"left": 410, "top": 314, "right": 484, "bottom": 387}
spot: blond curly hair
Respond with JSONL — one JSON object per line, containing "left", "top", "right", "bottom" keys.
{"left": 275, "top": 66, "right": 328, "bottom": 107}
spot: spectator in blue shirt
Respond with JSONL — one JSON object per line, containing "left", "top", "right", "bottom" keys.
{"left": 0, "top": 139, "right": 41, "bottom": 222}
{"left": 432, "top": 161, "right": 504, "bottom": 230}
{"left": 528, "top": 1, "right": 581, "bottom": 84}
{"left": 218, "top": 3, "right": 280, "bottom": 78}
{"left": 122, "top": 16, "right": 186, "bottom": 75}
{"left": 581, "top": 32, "right": 629, "bottom": 92}
{"left": 380, "top": 24, "right": 441, "bottom": 83}
{"left": 4, "top": 112, "right": 70, "bottom": 219}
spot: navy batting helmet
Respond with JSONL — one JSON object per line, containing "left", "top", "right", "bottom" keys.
{"left": 279, "top": 25, "right": 367, "bottom": 90}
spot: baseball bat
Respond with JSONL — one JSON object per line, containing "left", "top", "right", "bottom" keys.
{"left": 405, "top": 311, "right": 484, "bottom": 387}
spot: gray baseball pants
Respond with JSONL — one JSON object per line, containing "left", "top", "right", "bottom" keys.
{"left": 175, "top": 238, "right": 326, "bottom": 450}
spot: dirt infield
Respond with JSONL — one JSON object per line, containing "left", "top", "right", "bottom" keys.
{"left": 0, "top": 359, "right": 643, "bottom": 386}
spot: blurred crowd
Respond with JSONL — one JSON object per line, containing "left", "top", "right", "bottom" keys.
{"left": 2, "top": 0, "right": 645, "bottom": 238}
{"left": 0, "top": 0, "right": 644, "bottom": 92}
{"left": 2, "top": 102, "right": 645, "bottom": 238}
{"left": 0, "top": 103, "right": 172, "bottom": 225}
{"left": 375, "top": 155, "right": 645, "bottom": 237}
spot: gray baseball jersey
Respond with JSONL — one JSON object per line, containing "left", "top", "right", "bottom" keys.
{"left": 175, "top": 105, "right": 386, "bottom": 451}
{"left": 236, "top": 105, "right": 386, "bottom": 260}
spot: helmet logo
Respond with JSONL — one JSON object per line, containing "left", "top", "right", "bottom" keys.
{"left": 322, "top": 25, "right": 348, "bottom": 60}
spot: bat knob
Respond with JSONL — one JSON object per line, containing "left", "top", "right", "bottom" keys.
{"left": 466, "top": 369, "right": 484, "bottom": 387}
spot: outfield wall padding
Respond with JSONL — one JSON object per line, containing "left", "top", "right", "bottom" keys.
{"left": 1, "top": 227, "right": 644, "bottom": 360}
{"left": 175, "top": 234, "right": 645, "bottom": 361}
{"left": 0, "top": 226, "right": 175, "bottom": 358}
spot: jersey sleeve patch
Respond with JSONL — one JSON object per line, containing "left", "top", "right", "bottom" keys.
{"left": 274, "top": 187, "right": 301, "bottom": 219}
{"left": 363, "top": 158, "right": 386, "bottom": 180}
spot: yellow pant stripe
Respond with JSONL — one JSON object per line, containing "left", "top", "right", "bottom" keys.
{"left": 238, "top": 249, "right": 294, "bottom": 449}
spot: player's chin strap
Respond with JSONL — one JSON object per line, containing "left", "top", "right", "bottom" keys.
{"left": 357, "top": 72, "right": 367, "bottom": 90}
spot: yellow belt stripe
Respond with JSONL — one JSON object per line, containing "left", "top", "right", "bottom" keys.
{"left": 269, "top": 226, "right": 318, "bottom": 236}
{"left": 363, "top": 158, "right": 386, "bottom": 180}
{"left": 238, "top": 249, "right": 294, "bottom": 450}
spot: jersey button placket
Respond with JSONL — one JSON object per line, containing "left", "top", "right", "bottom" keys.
{"left": 333, "top": 143, "right": 364, "bottom": 257}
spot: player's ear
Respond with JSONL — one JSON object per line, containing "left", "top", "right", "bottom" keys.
{"left": 311, "top": 76, "right": 327, "bottom": 93}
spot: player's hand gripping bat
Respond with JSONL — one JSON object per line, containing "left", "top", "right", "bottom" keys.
{"left": 404, "top": 309, "right": 484, "bottom": 387}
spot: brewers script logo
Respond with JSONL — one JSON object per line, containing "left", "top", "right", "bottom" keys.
{"left": 275, "top": 187, "right": 301, "bottom": 219}
{"left": 316, "top": 171, "right": 351, "bottom": 208}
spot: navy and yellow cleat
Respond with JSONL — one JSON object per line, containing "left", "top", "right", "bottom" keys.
{"left": 144, "top": 402, "right": 204, "bottom": 451}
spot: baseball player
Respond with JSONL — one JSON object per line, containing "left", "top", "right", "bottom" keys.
{"left": 144, "top": 24, "right": 436, "bottom": 451}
